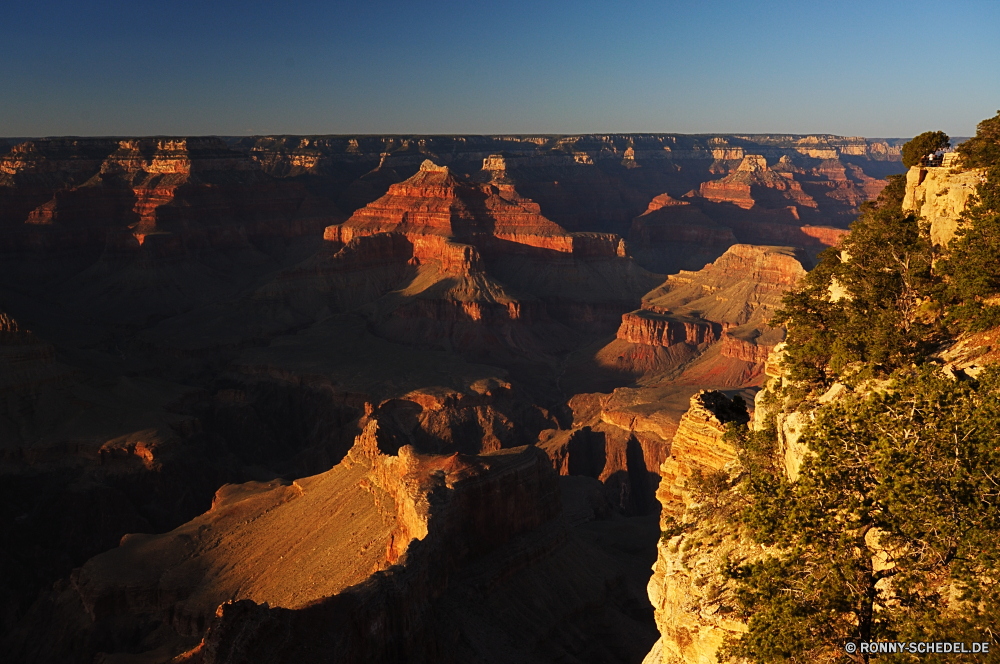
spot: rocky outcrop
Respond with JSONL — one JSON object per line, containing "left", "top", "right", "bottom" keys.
{"left": 0, "top": 130, "right": 903, "bottom": 664}
{"left": 53, "top": 423, "right": 557, "bottom": 660}
{"left": 16, "top": 416, "right": 658, "bottom": 664}
{"left": 902, "top": 162, "right": 984, "bottom": 246}
{"left": 570, "top": 232, "right": 628, "bottom": 258}
{"left": 644, "top": 391, "right": 760, "bottom": 664}
{"left": 617, "top": 311, "right": 720, "bottom": 347}
{"left": 698, "top": 155, "right": 817, "bottom": 211}
{"left": 327, "top": 159, "right": 574, "bottom": 260}
{"left": 611, "top": 244, "right": 804, "bottom": 385}
{"left": 538, "top": 388, "right": 686, "bottom": 516}
{"left": 719, "top": 333, "right": 773, "bottom": 363}
{"left": 656, "top": 391, "right": 748, "bottom": 516}
{"left": 627, "top": 198, "right": 738, "bottom": 274}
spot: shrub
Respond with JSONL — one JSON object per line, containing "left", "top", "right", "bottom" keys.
{"left": 901, "top": 130, "right": 950, "bottom": 167}
{"left": 957, "top": 111, "right": 1000, "bottom": 168}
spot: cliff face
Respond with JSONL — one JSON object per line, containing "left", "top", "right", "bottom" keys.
{"left": 0, "top": 131, "right": 902, "bottom": 664}
{"left": 698, "top": 154, "right": 818, "bottom": 211}
{"left": 328, "top": 160, "right": 574, "bottom": 260}
{"left": 316, "top": 161, "right": 663, "bottom": 364}
{"left": 902, "top": 161, "right": 984, "bottom": 246}
{"left": 622, "top": 146, "right": 888, "bottom": 275}
{"left": 617, "top": 312, "right": 720, "bottom": 347}
{"left": 608, "top": 244, "right": 805, "bottom": 386}
{"left": 656, "top": 391, "right": 748, "bottom": 517}
{"left": 644, "top": 391, "right": 762, "bottom": 664}
{"left": 538, "top": 389, "right": 682, "bottom": 517}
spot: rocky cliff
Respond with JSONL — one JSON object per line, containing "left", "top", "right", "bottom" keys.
{"left": 656, "top": 391, "right": 748, "bottom": 516}
{"left": 901, "top": 159, "right": 984, "bottom": 246}
{"left": 644, "top": 391, "right": 763, "bottom": 664}
{"left": 1, "top": 137, "right": 335, "bottom": 252}
{"left": 606, "top": 244, "right": 806, "bottom": 385}
{"left": 327, "top": 159, "right": 574, "bottom": 259}
{"left": 617, "top": 312, "right": 721, "bottom": 347}
{"left": 698, "top": 155, "right": 817, "bottom": 212}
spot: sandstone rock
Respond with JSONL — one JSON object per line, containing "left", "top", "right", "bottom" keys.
{"left": 644, "top": 391, "right": 764, "bottom": 664}
{"left": 327, "top": 161, "right": 574, "bottom": 261}
{"left": 0, "top": 131, "right": 905, "bottom": 664}
{"left": 24, "top": 416, "right": 657, "bottom": 664}
{"left": 902, "top": 164, "right": 984, "bottom": 246}
{"left": 699, "top": 155, "right": 817, "bottom": 211}
{"left": 617, "top": 311, "right": 720, "bottom": 347}
{"left": 611, "top": 244, "right": 804, "bottom": 389}
{"left": 657, "top": 391, "right": 748, "bottom": 518}
{"left": 538, "top": 386, "right": 687, "bottom": 516}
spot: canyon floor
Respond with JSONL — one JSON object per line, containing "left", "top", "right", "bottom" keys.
{"left": 0, "top": 133, "right": 903, "bottom": 663}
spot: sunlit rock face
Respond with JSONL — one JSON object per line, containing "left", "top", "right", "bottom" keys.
{"left": 326, "top": 159, "right": 575, "bottom": 260}
{"left": 699, "top": 154, "right": 818, "bottom": 211}
{"left": 902, "top": 160, "right": 984, "bottom": 246}
{"left": 610, "top": 243, "right": 806, "bottom": 386}
{"left": 644, "top": 391, "right": 761, "bottom": 664}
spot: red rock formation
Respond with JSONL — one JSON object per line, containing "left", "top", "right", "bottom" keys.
{"left": 656, "top": 390, "right": 748, "bottom": 516}
{"left": 569, "top": 232, "right": 627, "bottom": 258}
{"left": 327, "top": 160, "right": 574, "bottom": 262}
{"left": 617, "top": 311, "right": 720, "bottom": 347}
{"left": 643, "top": 193, "right": 689, "bottom": 212}
{"left": 645, "top": 393, "right": 759, "bottom": 664}
{"left": 47, "top": 421, "right": 658, "bottom": 664}
{"left": 719, "top": 333, "right": 773, "bottom": 363}
{"left": 538, "top": 385, "right": 693, "bottom": 516}
{"left": 599, "top": 244, "right": 803, "bottom": 390}
{"left": 698, "top": 154, "right": 818, "bottom": 211}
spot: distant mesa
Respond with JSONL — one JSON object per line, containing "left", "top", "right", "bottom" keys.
{"left": 698, "top": 154, "right": 817, "bottom": 211}
{"left": 324, "top": 158, "right": 576, "bottom": 261}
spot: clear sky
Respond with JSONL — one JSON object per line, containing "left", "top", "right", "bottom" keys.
{"left": 2, "top": 0, "right": 998, "bottom": 138}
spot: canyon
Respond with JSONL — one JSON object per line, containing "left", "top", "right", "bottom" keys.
{"left": 0, "top": 133, "right": 903, "bottom": 662}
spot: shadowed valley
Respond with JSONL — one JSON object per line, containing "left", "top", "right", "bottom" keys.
{"left": 0, "top": 133, "right": 903, "bottom": 663}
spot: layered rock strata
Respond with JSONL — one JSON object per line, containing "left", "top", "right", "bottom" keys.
{"left": 698, "top": 154, "right": 817, "bottom": 212}
{"left": 17, "top": 417, "right": 659, "bottom": 664}
{"left": 326, "top": 160, "right": 574, "bottom": 259}
{"left": 656, "top": 391, "right": 748, "bottom": 516}
{"left": 617, "top": 311, "right": 721, "bottom": 347}
{"left": 610, "top": 244, "right": 806, "bottom": 384}
{"left": 644, "top": 391, "right": 762, "bottom": 664}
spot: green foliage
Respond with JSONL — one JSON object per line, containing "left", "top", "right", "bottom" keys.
{"left": 724, "top": 367, "right": 1000, "bottom": 662}
{"left": 901, "top": 131, "right": 950, "bottom": 168}
{"left": 773, "top": 174, "right": 937, "bottom": 389}
{"left": 957, "top": 111, "right": 1000, "bottom": 169}
{"left": 724, "top": 111, "right": 1000, "bottom": 662}
{"left": 660, "top": 515, "right": 686, "bottom": 542}
{"left": 938, "top": 164, "right": 1000, "bottom": 330}
{"left": 690, "top": 467, "right": 730, "bottom": 506}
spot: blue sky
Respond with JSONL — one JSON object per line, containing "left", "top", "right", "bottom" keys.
{"left": 1, "top": 0, "right": 998, "bottom": 137}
